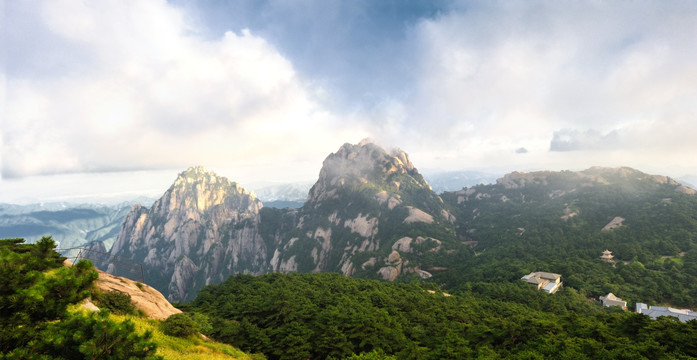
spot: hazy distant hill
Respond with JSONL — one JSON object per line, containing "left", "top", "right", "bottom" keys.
{"left": 0, "top": 201, "right": 145, "bottom": 254}
{"left": 423, "top": 170, "right": 500, "bottom": 193}
{"left": 254, "top": 182, "right": 312, "bottom": 207}
{"left": 252, "top": 182, "right": 312, "bottom": 208}
{"left": 679, "top": 175, "right": 697, "bottom": 190}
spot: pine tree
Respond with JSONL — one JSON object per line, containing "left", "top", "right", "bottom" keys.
{"left": 1, "top": 237, "right": 161, "bottom": 359}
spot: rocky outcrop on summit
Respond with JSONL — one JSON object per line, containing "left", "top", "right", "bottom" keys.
{"left": 109, "top": 166, "right": 268, "bottom": 302}
{"left": 307, "top": 139, "right": 426, "bottom": 203}
{"left": 272, "top": 139, "right": 458, "bottom": 279}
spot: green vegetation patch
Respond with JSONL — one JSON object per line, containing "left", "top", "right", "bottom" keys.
{"left": 186, "top": 272, "right": 697, "bottom": 360}
{"left": 1, "top": 236, "right": 160, "bottom": 359}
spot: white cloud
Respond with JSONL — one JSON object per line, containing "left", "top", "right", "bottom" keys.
{"left": 3, "top": 0, "right": 697, "bottom": 203}
{"left": 550, "top": 129, "right": 621, "bottom": 152}
{"left": 378, "top": 1, "right": 697, "bottom": 176}
{"left": 3, "top": 0, "right": 367, "bottom": 180}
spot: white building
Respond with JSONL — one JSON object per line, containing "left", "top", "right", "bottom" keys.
{"left": 636, "top": 303, "right": 697, "bottom": 322}
{"left": 521, "top": 272, "right": 562, "bottom": 294}
{"left": 599, "top": 293, "right": 626, "bottom": 309}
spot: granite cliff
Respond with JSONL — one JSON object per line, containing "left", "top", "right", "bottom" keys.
{"left": 108, "top": 141, "right": 461, "bottom": 301}
{"left": 104, "top": 142, "right": 697, "bottom": 303}
{"left": 109, "top": 166, "right": 268, "bottom": 301}
{"left": 271, "top": 139, "right": 459, "bottom": 280}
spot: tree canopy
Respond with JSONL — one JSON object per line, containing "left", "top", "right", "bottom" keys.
{"left": 0, "top": 237, "right": 161, "bottom": 359}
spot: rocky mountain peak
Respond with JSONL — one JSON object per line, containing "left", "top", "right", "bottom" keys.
{"left": 157, "top": 166, "right": 260, "bottom": 214}
{"left": 108, "top": 166, "right": 267, "bottom": 301}
{"left": 308, "top": 140, "right": 425, "bottom": 203}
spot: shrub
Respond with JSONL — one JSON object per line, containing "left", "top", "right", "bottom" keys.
{"left": 1, "top": 237, "right": 159, "bottom": 358}
{"left": 189, "top": 312, "right": 213, "bottom": 335}
{"left": 162, "top": 313, "right": 197, "bottom": 338}
{"left": 93, "top": 290, "right": 138, "bottom": 315}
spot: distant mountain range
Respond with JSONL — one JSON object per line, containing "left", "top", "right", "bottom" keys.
{"left": 423, "top": 170, "right": 500, "bottom": 193}
{"left": 98, "top": 140, "right": 697, "bottom": 304}
{"left": 0, "top": 201, "right": 151, "bottom": 256}
{"left": 4, "top": 140, "right": 697, "bottom": 307}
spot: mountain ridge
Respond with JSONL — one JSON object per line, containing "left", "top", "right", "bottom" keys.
{"left": 107, "top": 140, "right": 461, "bottom": 301}
{"left": 102, "top": 141, "right": 695, "bottom": 302}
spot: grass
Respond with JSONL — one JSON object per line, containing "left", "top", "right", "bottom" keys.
{"left": 111, "top": 314, "right": 261, "bottom": 360}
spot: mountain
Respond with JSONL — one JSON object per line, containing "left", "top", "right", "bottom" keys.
{"left": 109, "top": 166, "right": 270, "bottom": 302}
{"left": 270, "top": 139, "right": 461, "bottom": 281}
{"left": 109, "top": 140, "right": 465, "bottom": 301}
{"left": 437, "top": 166, "right": 697, "bottom": 307}
{"left": 106, "top": 141, "right": 697, "bottom": 306}
{"left": 0, "top": 201, "right": 137, "bottom": 255}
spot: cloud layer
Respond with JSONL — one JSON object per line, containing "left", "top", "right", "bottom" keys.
{"left": 3, "top": 0, "right": 366, "bottom": 181}
{"left": 390, "top": 1, "right": 697, "bottom": 173}
{"left": 3, "top": 0, "right": 697, "bottom": 191}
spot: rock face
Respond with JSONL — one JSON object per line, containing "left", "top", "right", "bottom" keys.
{"left": 104, "top": 145, "right": 697, "bottom": 303}
{"left": 271, "top": 139, "right": 457, "bottom": 279}
{"left": 108, "top": 141, "right": 459, "bottom": 301}
{"left": 306, "top": 138, "right": 425, "bottom": 203}
{"left": 602, "top": 216, "right": 625, "bottom": 231}
{"left": 109, "top": 166, "right": 269, "bottom": 302}
{"left": 63, "top": 258, "right": 180, "bottom": 320}
{"left": 95, "top": 269, "right": 181, "bottom": 320}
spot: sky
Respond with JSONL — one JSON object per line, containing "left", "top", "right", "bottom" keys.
{"left": 2, "top": 0, "right": 697, "bottom": 204}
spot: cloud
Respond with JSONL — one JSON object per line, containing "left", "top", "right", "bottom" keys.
{"left": 171, "top": 0, "right": 448, "bottom": 112}
{"left": 515, "top": 148, "right": 528, "bottom": 154}
{"left": 373, "top": 1, "right": 697, "bottom": 175}
{"left": 3, "top": 0, "right": 366, "bottom": 180}
{"left": 3, "top": 0, "right": 697, "bottom": 187}
{"left": 549, "top": 129, "right": 621, "bottom": 152}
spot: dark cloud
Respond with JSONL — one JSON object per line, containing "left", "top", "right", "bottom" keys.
{"left": 549, "top": 129, "right": 621, "bottom": 152}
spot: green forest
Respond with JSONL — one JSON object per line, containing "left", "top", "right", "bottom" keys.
{"left": 179, "top": 170, "right": 697, "bottom": 359}
{"left": 184, "top": 272, "right": 697, "bottom": 360}
{"left": 0, "top": 237, "right": 161, "bottom": 359}
{"left": 437, "top": 169, "right": 697, "bottom": 308}
{"left": 5, "top": 168, "right": 697, "bottom": 359}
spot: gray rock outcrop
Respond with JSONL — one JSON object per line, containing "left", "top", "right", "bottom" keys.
{"left": 109, "top": 166, "right": 268, "bottom": 302}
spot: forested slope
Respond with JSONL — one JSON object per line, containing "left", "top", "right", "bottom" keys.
{"left": 438, "top": 167, "right": 697, "bottom": 307}
{"left": 186, "top": 272, "right": 697, "bottom": 360}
